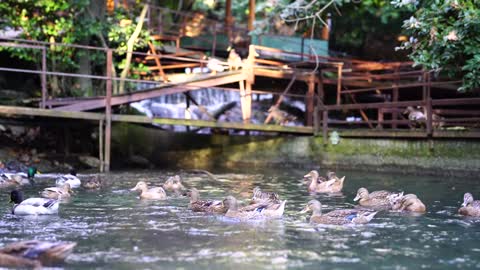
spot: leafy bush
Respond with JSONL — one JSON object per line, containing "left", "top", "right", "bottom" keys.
{"left": 395, "top": 0, "right": 480, "bottom": 91}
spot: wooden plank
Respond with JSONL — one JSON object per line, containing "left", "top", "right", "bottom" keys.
{"left": 254, "top": 68, "right": 318, "bottom": 82}
{"left": 0, "top": 105, "right": 103, "bottom": 120}
{"left": 53, "top": 72, "right": 246, "bottom": 112}
{"left": 0, "top": 105, "right": 313, "bottom": 134}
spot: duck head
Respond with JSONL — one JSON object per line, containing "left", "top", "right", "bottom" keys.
{"left": 61, "top": 183, "right": 73, "bottom": 194}
{"left": 387, "top": 192, "right": 404, "bottom": 210}
{"left": 354, "top": 188, "right": 369, "bottom": 201}
{"left": 27, "top": 167, "right": 38, "bottom": 179}
{"left": 222, "top": 196, "right": 239, "bottom": 211}
{"left": 186, "top": 188, "right": 200, "bottom": 203}
{"left": 462, "top": 193, "right": 474, "bottom": 207}
{"left": 9, "top": 190, "right": 24, "bottom": 204}
{"left": 300, "top": 200, "right": 322, "bottom": 215}
{"left": 326, "top": 171, "right": 337, "bottom": 180}
{"left": 304, "top": 170, "right": 319, "bottom": 180}
{"left": 69, "top": 169, "right": 77, "bottom": 176}
{"left": 131, "top": 181, "right": 148, "bottom": 193}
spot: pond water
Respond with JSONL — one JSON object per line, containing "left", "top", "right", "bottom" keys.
{"left": 1, "top": 168, "right": 479, "bottom": 269}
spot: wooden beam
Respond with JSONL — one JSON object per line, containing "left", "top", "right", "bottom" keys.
{"left": 248, "top": 0, "right": 255, "bottom": 31}
{"left": 306, "top": 77, "right": 315, "bottom": 126}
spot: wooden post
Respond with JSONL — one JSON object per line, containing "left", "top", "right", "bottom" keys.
{"left": 426, "top": 98, "right": 432, "bottom": 136}
{"left": 245, "top": 80, "right": 252, "bottom": 123}
{"left": 313, "top": 105, "right": 319, "bottom": 136}
{"left": 336, "top": 63, "right": 343, "bottom": 105}
{"left": 306, "top": 76, "right": 315, "bottom": 126}
{"left": 240, "top": 45, "right": 256, "bottom": 123}
{"left": 248, "top": 0, "right": 255, "bottom": 31}
{"left": 322, "top": 110, "right": 328, "bottom": 146}
{"left": 41, "top": 47, "right": 47, "bottom": 109}
{"left": 104, "top": 49, "right": 112, "bottom": 172}
{"left": 392, "top": 67, "right": 399, "bottom": 129}
{"left": 158, "top": 9, "right": 163, "bottom": 34}
{"left": 99, "top": 119, "right": 104, "bottom": 172}
{"left": 225, "top": 0, "right": 232, "bottom": 41}
{"left": 212, "top": 22, "right": 217, "bottom": 57}
{"left": 186, "top": 91, "right": 190, "bottom": 132}
{"left": 377, "top": 108, "right": 384, "bottom": 130}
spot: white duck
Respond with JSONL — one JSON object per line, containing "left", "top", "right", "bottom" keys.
{"left": 55, "top": 170, "right": 81, "bottom": 189}
{"left": 10, "top": 190, "right": 59, "bottom": 215}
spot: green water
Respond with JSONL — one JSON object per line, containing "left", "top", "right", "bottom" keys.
{"left": 1, "top": 169, "right": 479, "bottom": 269}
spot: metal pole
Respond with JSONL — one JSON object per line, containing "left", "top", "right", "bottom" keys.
{"left": 104, "top": 49, "right": 112, "bottom": 172}
{"left": 212, "top": 22, "right": 217, "bottom": 57}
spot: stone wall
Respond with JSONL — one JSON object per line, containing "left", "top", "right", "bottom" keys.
{"left": 111, "top": 123, "right": 480, "bottom": 176}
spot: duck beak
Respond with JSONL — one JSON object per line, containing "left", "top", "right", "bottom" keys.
{"left": 353, "top": 194, "right": 360, "bottom": 201}
{"left": 130, "top": 187, "right": 138, "bottom": 192}
{"left": 299, "top": 205, "right": 309, "bottom": 214}
{"left": 303, "top": 173, "right": 310, "bottom": 178}
{"left": 461, "top": 201, "right": 467, "bottom": 207}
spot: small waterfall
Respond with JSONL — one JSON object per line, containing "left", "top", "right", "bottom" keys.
{"left": 130, "top": 87, "right": 305, "bottom": 133}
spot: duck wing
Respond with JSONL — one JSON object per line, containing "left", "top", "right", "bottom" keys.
{"left": 370, "top": 190, "right": 392, "bottom": 198}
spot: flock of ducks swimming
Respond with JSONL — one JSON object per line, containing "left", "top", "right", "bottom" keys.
{"left": 1, "top": 167, "right": 479, "bottom": 267}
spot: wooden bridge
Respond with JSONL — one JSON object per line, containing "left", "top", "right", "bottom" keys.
{"left": 1, "top": 6, "right": 479, "bottom": 172}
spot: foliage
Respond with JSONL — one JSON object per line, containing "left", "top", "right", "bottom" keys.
{"left": 0, "top": 0, "right": 156, "bottom": 95}
{"left": 395, "top": 0, "right": 480, "bottom": 91}
{"left": 0, "top": 0, "right": 90, "bottom": 71}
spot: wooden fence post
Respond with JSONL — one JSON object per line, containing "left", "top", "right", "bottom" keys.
{"left": 104, "top": 49, "right": 112, "bottom": 172}
{"left": 336, "top": 63, "right": 343, "bottom": 105}
{"left": 41, "top": 47, "right": 47, "bottom": 109}
{"left": 323, "top": 110, "right": 328, "bottom": 146}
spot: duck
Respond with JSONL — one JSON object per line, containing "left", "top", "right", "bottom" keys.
{"left": 185, "top": 188, "right": 226, "bottom": 213}
{"left": 303, "top": 170, "right": 345, "bottom": 193}
{"left": 9, "top": 190, "right": 59, "bottom": 215}
{"left": 354, "top": 187, "right": 394, "bottom": 210}
{"left": 461, "top": 193, "right": 480, "bottom": 208}
{"left": 82, "top": 175, "right": 102, "bottom": 189}
{"left": 0, "top": 240, "right": 76, "bottom": 268}
{"left": 223, "top": 196, "right": 286, "bottom": 220}
{"left": 458, "top": 193, "right": 480, "bottom": 217}
{"left": 300, "top": 200, "right": 377, "bottom": 225}
{"left": 131, "top": 181, "right": 166, "bottom": 200}
{"left": 55, "top": 170, "right": 81, "bottom": 189}
{"left": 40, "top": 183, "right": 72, "bottom": 200}
{"left": 162, "top": 175, "right": 185, "bottom": 194}
{"left": 223, "top": 196, "right": 264, "bottom": 221}
{"left": 251, "top": 186, "right": 280, "bottom": 204}
{"left": 388, "top": 193, "right": 426, "bottom": 213}
{"left": 0, "top": 166, "right": 38, "bottom": 187}
{"left": 207, "top": 57, "right": 226, "bottom": 75}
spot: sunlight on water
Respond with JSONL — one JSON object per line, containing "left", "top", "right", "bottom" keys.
{"left": 1, "top": 168, "right": 479, "bottom": 269}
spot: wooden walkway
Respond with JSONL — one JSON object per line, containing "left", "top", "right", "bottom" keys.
{"left": 1, "top": 22, "right": 480, "bottom": 172}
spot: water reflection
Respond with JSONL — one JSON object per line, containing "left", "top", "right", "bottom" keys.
{"left": 0, "top": 169, "right": 479, "bottom": 269}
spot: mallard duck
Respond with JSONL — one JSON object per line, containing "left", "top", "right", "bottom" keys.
{"left": 55, "top": 170, "right": 81, "bottom": 189}
{"left": 300, "top": 200, "right": 377, "bottom": 225}
{"left": 82, "top": 175, "right": 102, "bottom": 189}
{"left": 241, "top": 199, "right": 287, "bottom": 219}
{"left": 304, "top": 170, "right": 345, "bottom": 193}
{"left": 185, "top": 188, "right": 226, "bottom": 213}
{"left": 223, "top": 196, "right": 264, "bottom": 221}
{"left": 388, "top": 193, "right": 426, "bottom": 213}
{"left": 162, "top": 175, "right": 185, "bottom": 194}
{"left": 458, "top": 193, "right": 480, "bottom": 217}
{"left": 10, "top": 190, "right": 59, "bottom": 215}
{"left": 40, "top": 183, "right": 72, "bottom": 200}
{"left": 251, "top": 186, "right": 280, "bottom": 204}
{"left": 354, "top": 187, "right": 394, "bottom": 210}
{"left": 461, "top": 193, "right": 480, "bottom": 208}
{"left": 223, "top": 196, "right": 286, "bottom": 220}
{"left": 0, "top": 240, "right": 76, "bottom": 268}
{"left": 130, "top": 181, "right": 166, "bottom": 200}
{"left": 0, "top": 167, "right": 38, "bottom": 187}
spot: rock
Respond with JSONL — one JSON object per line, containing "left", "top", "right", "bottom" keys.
{"left": 78, "top": 155, "right": 101, "bottom": 168}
